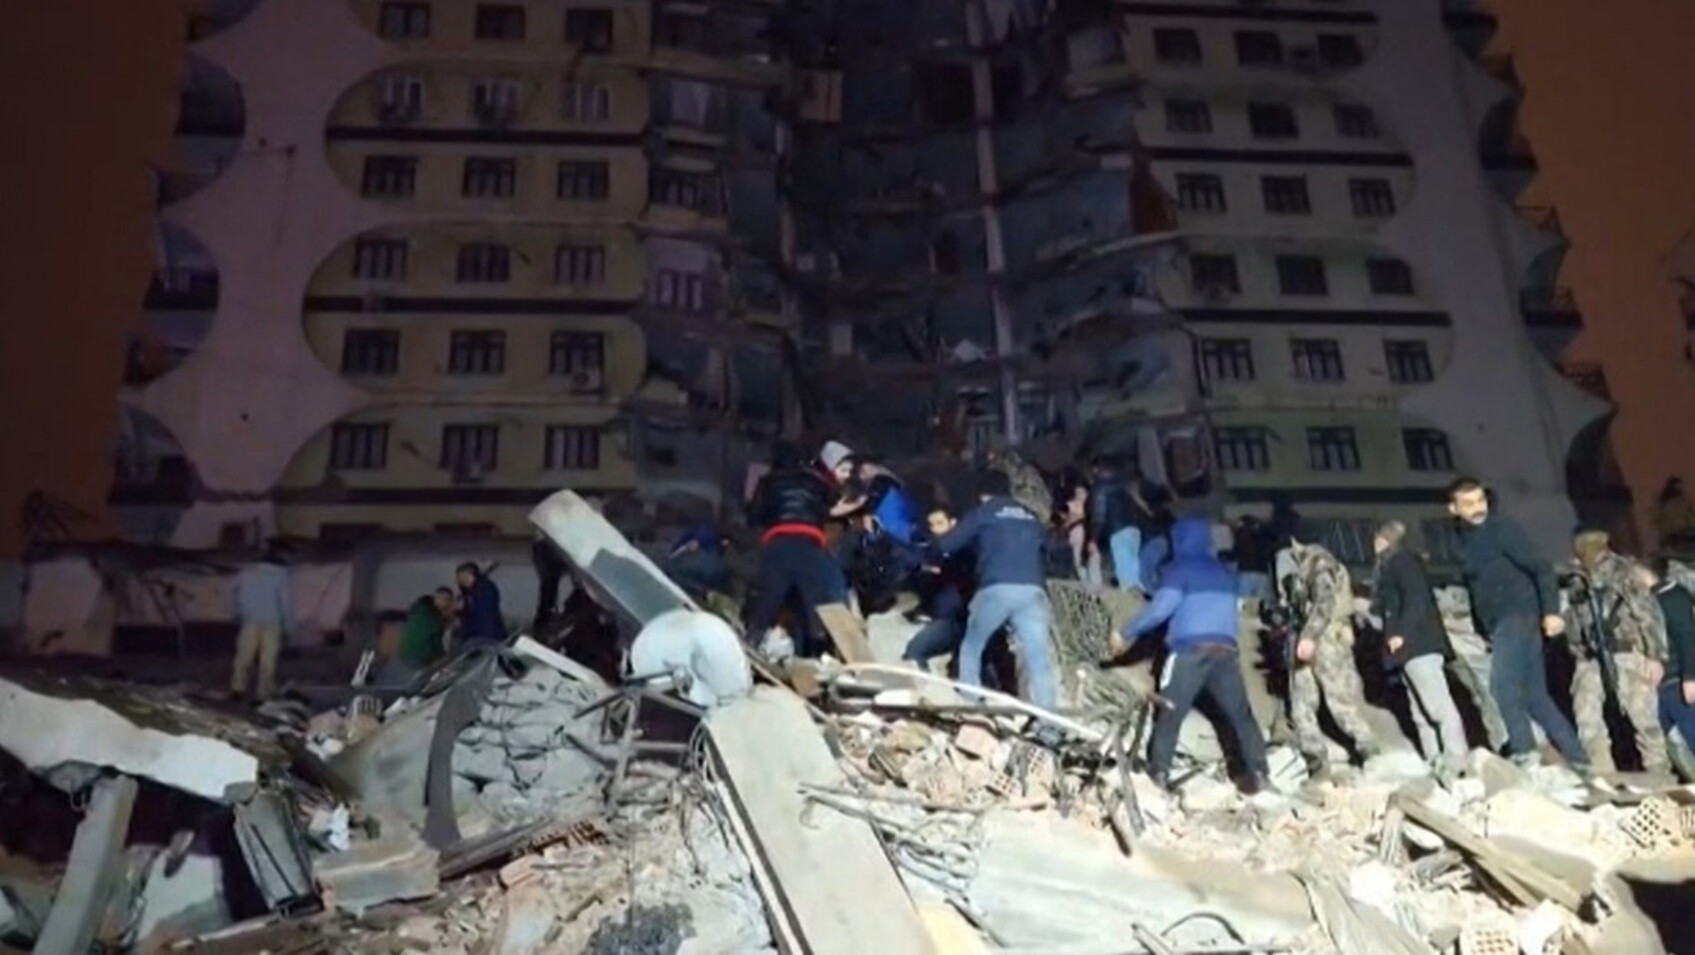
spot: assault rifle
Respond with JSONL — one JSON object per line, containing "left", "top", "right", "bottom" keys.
{"left": 1259, "top": 574, "right": 1310, "bottom": 672}
{"left": 1560, "top": 569, "right": 1623, "bottom": 705}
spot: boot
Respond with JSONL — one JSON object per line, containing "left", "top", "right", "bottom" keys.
{"left": 1303, "top": 754, "right": 1332, "bottom": 784}
{"left": 1241, "top": 771, "right": 1273, "bottom": 796}
{"left": 1149, "top": 770, "right": 1174, "bottom": 793}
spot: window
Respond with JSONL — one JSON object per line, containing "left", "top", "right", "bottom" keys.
{"left": 1384, "top": 339, "right": 1434, "bottom": 384}
{"left": 1165, "top": 99, "right": 1212, "bottom": 134}
{"left": 1176, "top": 173, "right": 1227, "bottom": 213}
{"left": 378, "top": 2, "right": 430, "bottom": 38}
{"left": 557, "top": 160, "right": 610, "bottom": 200}
{"left": 1366, "top": 257, "right": 1415, "bottom": 295}
{"left": 1333, "top": 103, "right": 1380, "bottom": 139}
{"left": 549, "top": 331, "right": 606, "bottom": 378}
{"left": 1317, "top": 34, "right": 1364, "bottom": 68}
{"left": 555, "top": 243, "right": 607, "bottom": 285}
{"left": 361, "top": 156, "right": 417, "bottom": 197}
{"left": 1276, "top": 255, "right": 1328, "bottom": 296}
{"left": 341, "top": 330, "right": 399, "bottom": 376}
{"left": 455, "top": 243, "right": 511, "bottom": 283}
{"left": 471, "top": 80, "right": 521, "bottom": 123}
{"left": 331, "top": 423, "right": 390, "bottom": 470}
{"left": 1291, "top": 338, "right": 1345, "bottom": 381}
{"left": 1248, "top": 102, "right": 1298, "bottom": 139}
{"left": 650, "top": 168, "right": 722, "bottom": 214}
{"left": 1214, "top": 427, "right": 1270, "bottom": 472}
{"left": 1307, "top": 427, "right": 1361, "bottom": 472}
{"left": 1303, "top": 518, "right": 1377, "bottom": 566}
{"left": 474, "top": 3, "right": 525, "bottom": 40}
{"left": 1200, "top": 338, "right": 1255, "bottom": 382}
{"left": 545, "top": 426, "right": 602, "bottom": 470}
{"left": 461, "top": 157, "right": 516, "bottom": 198}
{"left": 352, "top": 239, "right": 408, "bottom": 280}
{"left": 1190, "top": 253, "right": 1240, "bottom": 295}
{"left": 1235, "top": 30, "right": 1283, "bottom": 66}
{"left": 562, "top": 81, "right": 611, "bottom": 121}
{"left": 447, "top": 330, "right": 505, "bottom": 375}
{"left": 1349, "top": 178, "right": 1397, "bottom": 218}
{"left": 653, "top": 268, "right": 710, "bottom": 313}
{"left": 441, "top": 424, "right": 499, "bottom": 474}
{"left": 1261, "top": 175, "right": 1311, "bottom": 215}
{"left": 564, "top": 9, "right": 613, "bottom": 50}
{"left": 1421, "top": 518, "right": 1463, "bottom": 564}
{"left": 1404, "top": 428, "right": 1454, "bottom": 472}
{"left": 1153, "top": 28, "right": 1202, "bottom": 65}
{"left": 377, "top": 75, "right": 424, "bottom": 121}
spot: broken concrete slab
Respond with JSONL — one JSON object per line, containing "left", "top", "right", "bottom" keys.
{"left": 629, "top": 608, "right": 752, "bottom": 709}
{"left": 135, "top": 852, "right": 232, "bottom": 946}
{"left": 529, "top": 490, "right": 694, "bottom": 628}
{"left": 327, "top": 694, "right": 447, "bottom": 831}
{"left": 35, "top": 776, "right": 139, "bottom": 955}
{"left": 313, "top": 831, "right": 440, "bottom": 915}
{"left": 0, "top": 674, "right": 274, "bottom": 802}
{"left": 708, "top": 686, "right": 933, "bottom": 955}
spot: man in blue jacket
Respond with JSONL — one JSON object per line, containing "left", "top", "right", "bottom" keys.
{"left": 933, "top": 470, "right": 1059, "bottom": 709}
{"left": 456, "top": 562, "right": 507, "bottom": 645}
{"left": 1111, "top": 516, "right": 1271, "bottom": 793}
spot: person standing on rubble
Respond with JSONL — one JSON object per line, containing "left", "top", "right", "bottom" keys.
{"left": 1371, "top": 520, "right": 1466, "bottom": 778}
{"left": 932, "top": 469, "right": 1059, "bottom": 709}
{"left": 745, "top": 440, "right": 847, "bottom": 656}
{"left": 456, "top": 562, "right": 507, "bottom": 645}
{"left": 1448, "top": 477, "right": 1590, "bottom": 775}
{"left": 230, "top": 541, "right": 294, "bottom": 702}
{"left": 1638, "top": 557, "right": 1695, "bottom": 779}
{"left": 1109, "top": 516, "right": 1272, "bottom": 793}
{"left": 400, "top": 587, "right": 454, "bottom": 670}
{"left": 1284, "top": 536, "right": 1382, "bottom": 778}
{"left": 1564, "top": 529, "right": 1670, "bottom": 776}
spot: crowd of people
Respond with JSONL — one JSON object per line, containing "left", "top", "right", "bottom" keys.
{"left": 735, "top": 440, "right": 1695, "bottom": 794}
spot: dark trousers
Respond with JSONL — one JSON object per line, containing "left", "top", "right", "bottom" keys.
{"left": 531, "top": 538, "right": 567, "bottom": 630}
{"left": 1488, "top": 616, "right": 1587, "bottom": 766}
{"left": 1147, "top": 646, "right": 1270, "bottom": 779}
{"left": 903, "top": 584, "right": 967, "bottom": 664}
{"left": 1658, "top": 683, "right": 1695, "bottom": 750}
{"left": 745, "top": 534, "right": 847, "bottom": 656}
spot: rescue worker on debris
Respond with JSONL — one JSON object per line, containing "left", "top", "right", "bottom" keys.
{"left": 931, "top": 469, "right": 1059, "bottom": 709}
{"left": 1449, "top": 477, "right": 1590, "bottom": 775}
{"left": 745, "top": 440, "right": 848, "bottom": 657}
{"left": 984, "top": 436, "right": 1053, "bottom": 524}
{"left": 1638, "top": 557, "right": 1695, "bottom": 780}
{"left": 1283, "top": 536, "right": 1382, "bottom": 778}
{"left": 1564, "top": 529, "right": 1670, "bottom": 776}
{"left": 1111, "top": 515, "right": 1273, "bottom": 794}
{"left": 1371, "top": 520, "right": 1466, "bottom": 779}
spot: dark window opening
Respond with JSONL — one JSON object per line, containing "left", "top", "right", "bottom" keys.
{"left": 1276, "top": 255, "right": 1329, "bottom": 296}
{"left": 555, "top": 244, "right": 607, "bottom": 284}
{"left": 545, "top": 426, "right": 602, "bottom": 470}
{"left": 1350, "top": 177, "right": 1397, "bottom": 218}
{"left": 1307, "top": 426, "right": 1361, "bottom": 472}
{"left": 557, "top": 160, "right": 610, "bottom": 200}
{"left": 474, "top": 4, "right": 526, "bottom": 41}
{"left": 1385, "top": 339, "right": 1434, "bottom": 384}
{"left": 353, "top": 239, "right": 408, "bottom": 280}
{"left": 1261, "top": 175, "right": 1311, "bottom": 215}
{"left": 1215, "top": 427, "right": 1271, "bottom": 472}
{"left": 1235, "top": 30, "right": 1283, "bottom": 66}
{"left": 448, "top": 330, "right": 506, "bottom": 375}
{"left": 1334, "top": 103, "right": 1380, "bottom": 139}
{"left": 1154, "top": 28, "right": 1202, "bottom": 65}
{"left": 565, "top": 9, "right": 613, "bottom": 50}
{"left": 1291, "top": 338, "right": 1345, "bottom": 382}
{"left": 549, "top": 332, "right": 607, "bottom": 380}
{"left": 1190, "top": 253, "right": 1240, "bottom": 295}
{"left": 1201, "top": 338, "right": 1255, "bottom": 382}
{"left": 1248, "top": 102, "right": 1299, "bottom": 139}
{"left": 1165, "top": 99, "right": 1212, "bottom": 133}
{"left": 441, "top": 424, "right": 500, "bottom": 474}
{"left": 455, "top": 243, "right": 511, "bottom": 283}
{"left": 361, "top": 156, "right": 417, "bottom": 197}
{"left": 461, "top": 157, "right": 517, "bottom": 198}
{"left": 1177, "top": 173, "right": 1227, "bottom": 213}
{"left": 341, "top": 329, "right": 399, "bottom": 376}
{"left": 378, "top": 2, "right": 430, "bottom": 38}
{"left": 1404, "top": 428, "right": 1454, "bottom": 472}
{"left": 1367, "top": 257, "right": 1415, "bottom": 295}
{"left": 331, "top": 423, "right": 389, "bottom": 470}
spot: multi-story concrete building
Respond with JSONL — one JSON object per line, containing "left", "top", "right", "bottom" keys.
{"left": 115, "top": 0, "right": 796, "bottom": 547}
{"left": 784, "top": 0, "right": 1603, "bottom": 564}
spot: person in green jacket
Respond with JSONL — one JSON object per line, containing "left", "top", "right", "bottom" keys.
{"left": 400, "top": 588, "right": 454, "bottom": 668}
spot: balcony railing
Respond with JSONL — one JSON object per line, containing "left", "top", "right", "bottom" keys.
{"left": 145, "top": 269, "right": 221, "bottom": 309}
{"left": 1513, "top": 205, "right": 1565, "bottom": 239}
{"left": 1558, "top": 361, "right": 1612, "bottom": 402}
{"left": 1520, "top": 285, "right": 1582, "bottom": 329}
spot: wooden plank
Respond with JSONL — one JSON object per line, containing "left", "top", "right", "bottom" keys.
{"left": 708, "top": 687, "right": 934, "bottom": 955}
{"left": 1390, "top": 793, "right": 1587, "bottom": 911}
{"left": 816, "top": 603, "right": 873, "bottom": 663}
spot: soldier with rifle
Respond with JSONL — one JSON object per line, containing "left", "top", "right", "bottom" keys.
{"left": 1277, "top": 537, "right": 1382, "bottom": 779}
{"left": 1563, "top": 529, "right": 1671, "bottom": 777}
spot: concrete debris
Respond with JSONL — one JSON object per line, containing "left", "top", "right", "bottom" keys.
{"left": 312, "top": 830, "right": 441, "bottom": 915}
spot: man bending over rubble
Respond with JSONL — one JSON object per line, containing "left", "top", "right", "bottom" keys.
{"left": 745, "top": 440, "right": 847, "bottom": 656}
{"left": 1111, "top": 516, "right": 1272, "bottom": 794}
{"left": 933, "top": 470, "right": 1059, "bottom": 709}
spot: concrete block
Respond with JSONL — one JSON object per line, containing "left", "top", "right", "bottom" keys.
{"left": 313, "top": 833, "right": 440, "bottom": 914}
{"left": 953, "top": 725, "right": 1000, "bottom": 761}
{"left": 489, "top": 883, "right": 558, "bottom": 955}
{"left": 135, "top": 853, "right": 231, "bottom": 945}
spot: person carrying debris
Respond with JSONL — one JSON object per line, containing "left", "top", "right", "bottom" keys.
{"left": 1448, "top": 477, "right": 1590, "bottom": 775}
{"left": 932, "top": 469, "right": 1059, "bottom": 709}
{"left": 230, "top": 542, "right": 294, "bottom": 701}
{"left": 745, "top": 440, "right": 847, "bottom": 656}
{"left": 1639, "top": 557, "right": 1695, "bottom": 779}
{"left": 1284, "top": 536, "right": 1382, "bottom": 778}
{"left": 1110, "top": 515, "right": 1272, "bottom": 793}
{"left": 456, "top": 562, "right": 507, "bottom": 645}
{"left": 1563, "top": 529, "right": 1670, "bottom": 776}
{"left": 1371, "top": 520, "right": 1466, "bottom": 778}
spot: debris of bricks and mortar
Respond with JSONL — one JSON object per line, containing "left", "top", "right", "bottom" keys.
{"left": 2, "top": 491, "right": 1694, "bottom": 955}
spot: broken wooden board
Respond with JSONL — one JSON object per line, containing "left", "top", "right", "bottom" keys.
{"left": 816, "top": 603, "right": 873, "bottom": 663}
{"left": 1391, "top": 792, "right": 1588, "bottom": 912}
{"left": 707, "top": 686, "right": 933, "bottom": 955}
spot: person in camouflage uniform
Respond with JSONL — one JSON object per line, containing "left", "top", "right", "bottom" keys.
{"left": 985, "top": 439, "right": 1053, "bottom": 525}
{"left": 1283, "top": 538, "right": 1382, "bottom": 775}
{"left": 1564, "top": 530, "right": 1670, "bottom": 776}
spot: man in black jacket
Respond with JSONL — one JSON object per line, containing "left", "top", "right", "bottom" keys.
{"left": 744, "top": 441, "right": 847, "bottom": 656}
{"left": 1639, "top": 557, "right": 1695, "bottom": 778}
{"left": 1449, "top": 477, "right": 1589, "bottom": 773}
{"left": 1372, "top": 520, "right": 1465, "bottom": 776}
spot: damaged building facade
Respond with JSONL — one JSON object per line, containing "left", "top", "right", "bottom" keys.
{"left": 787, "top": 0, "right": 1607, "bottom": 562}
{"left": 116, "top": 0, "right": 799, "bottom": 547}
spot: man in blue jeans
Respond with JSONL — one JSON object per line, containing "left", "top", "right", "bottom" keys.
{"left": 1449, "top": 477, "right": 1590, "bottom": 775}
{"left": 1111, "top": 516, "right": 1271, "bottom": 793}
{"left": 932, "top": 470, "right": 1059, "bottom": 709}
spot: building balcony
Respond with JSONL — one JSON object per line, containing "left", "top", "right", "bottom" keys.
{"left": 129, "top": 226, "right": 218, "bottom": 388}
{"left": 1441, "top": 0, "right": 1498, "bottom": 62}
{"left": 648, "top": 7, "right": 783, "bottom": 87}
{"left": 162, "top": 56, "right": 245, "bottom": 206}
{"left": 1558, "top": 361, "right": 1612, "bottom": 403}
{"left": 1520, "top": 285, "right": 1583, "bottom": 363}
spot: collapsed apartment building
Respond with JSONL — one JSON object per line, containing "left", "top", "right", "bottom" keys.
{"left": 4, "top": 489, "right": 1695, "bottom": 955}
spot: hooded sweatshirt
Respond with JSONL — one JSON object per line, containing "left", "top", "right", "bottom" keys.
{"left": 1120, "top": 516, "right": 1239, "bottom": 651}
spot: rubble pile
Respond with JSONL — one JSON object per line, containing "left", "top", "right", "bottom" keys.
{"left": 450, "top": 666, "right": 622, "bottom": 825}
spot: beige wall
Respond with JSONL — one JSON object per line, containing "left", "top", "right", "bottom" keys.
{"left": 1210, "top": 408, "right": 1461, "bottom": 492}
{"left": 328, "top": 60, "right": 650, "bottom": 132}
{"left": 326, "top": 142, "right": 649, "bottom": 220}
